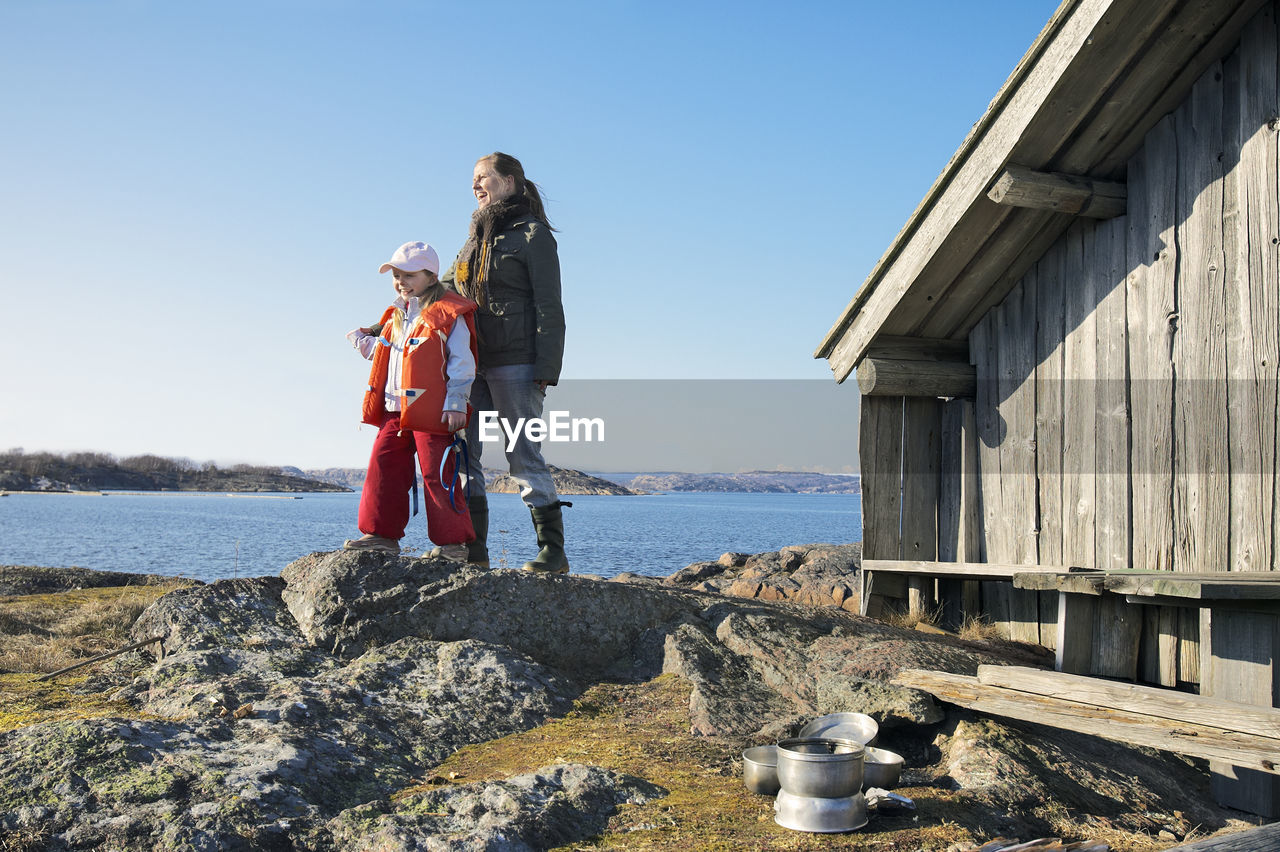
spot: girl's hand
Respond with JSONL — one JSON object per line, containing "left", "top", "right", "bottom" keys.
{"left": 442, "top": 410, "right": 467, "bottom": 432}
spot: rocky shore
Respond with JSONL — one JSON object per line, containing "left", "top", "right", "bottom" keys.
{"left": 0, "top": 551, "right": 1263, "bottom": 850}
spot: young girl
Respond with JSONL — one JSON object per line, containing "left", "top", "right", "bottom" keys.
{"left": 343, "top": 241, "right": 479, "bottom": 559}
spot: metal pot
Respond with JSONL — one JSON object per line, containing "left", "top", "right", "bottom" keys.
{"left": 775, "top": 737, "right": 865, "bottom": 798}
{"left": 798, "top": 712, "right": 878, "bottom": 746}
{"left": 774, "top": 789, "right": 868, "bottom": 833}
{"left": 863, "top": 746, "right": 904, "bottom": 789}
{"left": 742, "top": 745, "right": 779, "bottom": 795}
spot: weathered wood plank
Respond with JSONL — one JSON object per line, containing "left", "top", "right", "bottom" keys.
{"left": 859, "top": 395, "right": 904, "bottom": 562}
{"left": 922, "top": 208, "right": 1069, "bottom": 339}
{"left": 1035, "top": 249, "right": 1066, "bottom": 648}
{"left": 901, "top": 398, "right": 943, "bottom": 582}
{"left": 1014, "top": 573, "right": 1106, "bottom": 595}
{"left": 856, "top": 358, "right": 977, "bottom": 398}
{"left": 988, "top": 164, "right": 1127, "bottom": 218}
{"left": 1062, "top": 222, "right": 1097, "bottom": 571}
{"left": 1172, "top": 59, "right": 1229, "bottom": 577}
{"left": 1094, "top": 216, "right": 1129, "bottom": 572}
{"left": 1164, "top": 820, "right": 1280, "bottom": 850}
{"left": 864, "top": 335, "right": 973, "bottom": 363}
{"left": 1140, "top": 605, "right": 1162, "bottom": 684}
{"left": 938, "top": 399, "right": 983, "bottom": 626}
{"left": 864, "top": 560, "right": 1080, "bottom": 578}
{"left": 1094, "top": 0, "right": 1272, "bottom": 175}
{"left": 861, "top": 570, "right": 908, "bottom": 618}
{"left": 1127, "top": 118, "right": 1177, "bottom": 575}
{"left": 1092, "top": 595, "right": 1143, "bottom": 679}
{"left": 1056, "top": 593, "right": 1097, "bottom": 675}
{"left": 938, "top": 399, "right": 964, "bottom": 568}
{"left": 999, "top": 279, "right": 1042, "bottom": 643}
{"left": 1208, "top": 611, "right": 1280, "bottom": 816}
{"left": 972, "top": 314, "right": 1010, "bottom": 633}
{"left": 1232, "top": 3, "right": 1280, "bottom": 574}
{"left": 1159, "top": 606, "right": 1180, "bottom": 686}
{"left": 893, "top": 668, "right": 1280, "bottom": 773}
{"left": 975, "top": 664, "right": 1280, "bottom": 740}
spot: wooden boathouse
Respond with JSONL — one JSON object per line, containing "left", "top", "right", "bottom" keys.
{"left": 816, "top": 0, "right": 1280, "bottom": 816}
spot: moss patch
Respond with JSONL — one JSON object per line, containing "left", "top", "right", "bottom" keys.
{"left": 392, "top": 675, "right": 1177, "bottom": 852}
{"left": 0, "top": 673, "right": 140, "bottom": 733}
{"left": 0, "top": 582, "right": 188, "bottom": 733}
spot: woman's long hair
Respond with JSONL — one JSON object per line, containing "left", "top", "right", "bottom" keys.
{"left": 480, "top": 152, "right": 555, "bottom": 230}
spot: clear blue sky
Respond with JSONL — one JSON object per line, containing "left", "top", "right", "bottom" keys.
{"left": 0, "top": 0, "right": 1058, "bottom": 470}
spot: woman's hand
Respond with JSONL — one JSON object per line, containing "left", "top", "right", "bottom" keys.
{"left": 442, "top": 410, "right": 467, "bottom": 432}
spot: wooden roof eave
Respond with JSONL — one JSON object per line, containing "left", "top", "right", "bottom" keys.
{"left": 815, "top": 0, "right": 1268, "bottom": 384}
{"left": 813, "top": 0, "right": 1085, "bottom": 382}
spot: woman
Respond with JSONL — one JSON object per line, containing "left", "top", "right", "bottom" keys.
{"left": 441, "top": 152, "right": 569, "bottom": 574}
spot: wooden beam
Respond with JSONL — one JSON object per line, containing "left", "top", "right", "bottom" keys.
{"left": 1163, "top": 821, "right": 1280, "bottom": 850}
{"left": 864, "top": 559, "right": 1083, "bottom": 579}
{"left": 856, "top": 358, "right": 977, "bottom": 398}
{"left": 863, "top": 335, "right": 971, "bottom": 362}
{"left": 893, "top": 668, "right": 1280, "bottom": 774}
{"left": 987, "top": 164, "right": 1127, "bottom": 217}
{"left": 975, "top": 664, "right": 1280, "bottom": 741}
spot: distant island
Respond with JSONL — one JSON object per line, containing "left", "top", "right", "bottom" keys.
{"left": 615, "top": 471, "right": 860, "bottom": 494}
{"left": 299, "top": 465, "right": 639, "bottom": 496}
{"left": 1, "top": 450, "right": 347, "bottom": 493}
{"left": 0, "top": 450, "right": 857, "bottom": 496}
{"left": 302, "top": 467, "right": 858, "bottom": 495}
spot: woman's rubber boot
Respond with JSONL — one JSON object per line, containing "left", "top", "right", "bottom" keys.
{"left": 522, "top": 502, "right": 569, "bottom": 574}
{"left": 467, "top": 495, "right": 490, "bottom": 568}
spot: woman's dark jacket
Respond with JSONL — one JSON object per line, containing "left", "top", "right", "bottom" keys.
{"left": 442, "top": 214, "right": 565, "bottom": 386}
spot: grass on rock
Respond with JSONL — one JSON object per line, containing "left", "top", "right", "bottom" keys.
{"left": 0, "top": 581, "right": 189, "bottom": 732}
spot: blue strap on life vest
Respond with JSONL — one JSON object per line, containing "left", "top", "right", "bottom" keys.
{"left": 439, "top": 432, "right": 470, "bottom": 512}
{"left": 411, "top": 472, "right": 419, "bottom": 517}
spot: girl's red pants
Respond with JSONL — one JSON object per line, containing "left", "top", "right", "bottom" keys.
{"left": 358, "top": 412, "right": 475, "bottom": 545}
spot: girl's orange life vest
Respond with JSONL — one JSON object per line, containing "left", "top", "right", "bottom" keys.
{"left": 362, "top": 291, "right": 479, "bottom": 435}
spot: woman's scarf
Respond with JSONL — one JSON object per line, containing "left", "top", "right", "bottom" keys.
{"left": 453, "top": 198, "right": 531, "bottom": 309}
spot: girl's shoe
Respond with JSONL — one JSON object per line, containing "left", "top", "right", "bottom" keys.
{"left": 343, "top": 534, "right": 400, "bottom": 554}
{"left": 435, "top": 543, "right": 470, "bottom": 563}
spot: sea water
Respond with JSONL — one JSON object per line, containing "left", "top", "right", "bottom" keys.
{"left": 0, "top": 490, "right": 861, "bottom": 582}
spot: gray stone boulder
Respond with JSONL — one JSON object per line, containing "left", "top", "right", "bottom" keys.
{"left": 279, "top": 551, "right": 704, "bottom": 681}
{"left": 273, "top": 550, "right": 1042, "bottom": 738}
{"left": 326, "top": 763, "right": 664, "bottom": 851}
{"left": 665, "top": 542, "right": 861, "bottom": 611}
{"left": 1, "top": 549, "right": 1064, "bottom": 849}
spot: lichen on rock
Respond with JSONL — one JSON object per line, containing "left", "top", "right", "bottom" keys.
{"left": 0, "top": 548, "right": 1255, "bottom": 849}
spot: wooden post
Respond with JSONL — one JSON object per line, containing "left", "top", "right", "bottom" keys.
{"left": 1207, "top": 610, "right": 1280, "bottom": 817}
{"left": 894, "top": 397, "right": 943, "bottom": 619}
{"left": 1056, "top": 592, "right": 1096, "bottom": 674}
{"left": 859, "top": 395, "right": 905, "bottom": 616}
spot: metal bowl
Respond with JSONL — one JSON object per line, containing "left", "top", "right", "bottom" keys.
{"left": 798, "top": 712, "right": 879, "bottom": 746}
{"left": 775, "top": 737, "right": 865, "bottom": 798}
{"left": 742, "top": 745, "right": 779, "bottom": 795}
{"left": 863, "top": 746, "right": 904, "bottom": 789}
{"left": 774, "top": 789, "right": 868, "bottom": 833}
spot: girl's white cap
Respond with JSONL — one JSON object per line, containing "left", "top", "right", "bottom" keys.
{"left": 379, "top": 241, "right": 440, "bottom": 275}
